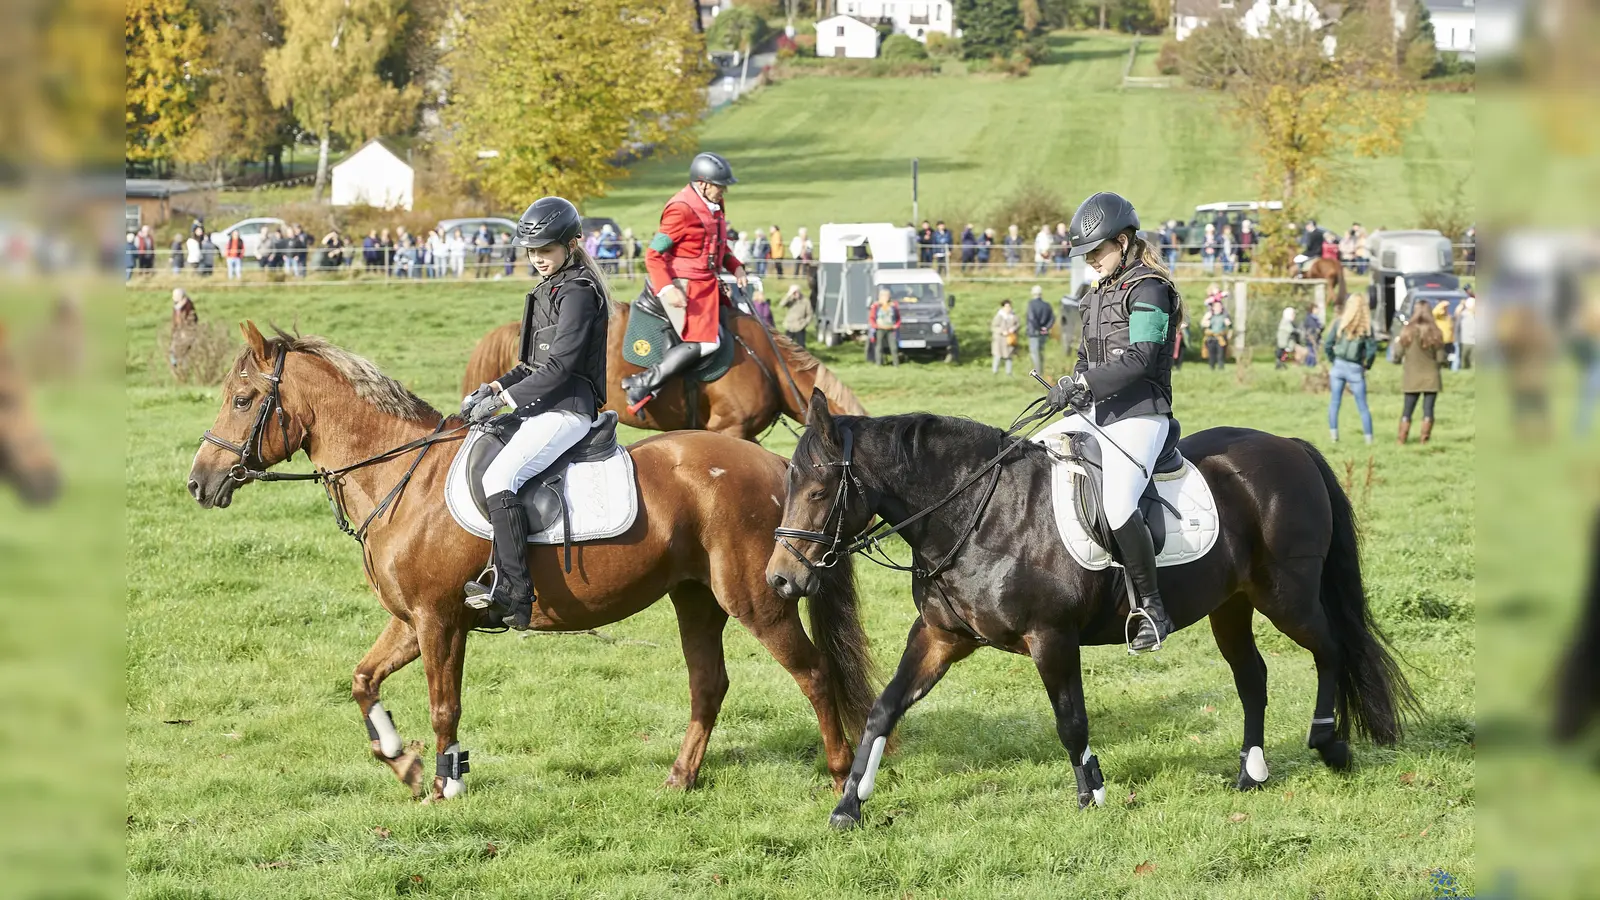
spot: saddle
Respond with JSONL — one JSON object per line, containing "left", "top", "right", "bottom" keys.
{"left": 464, "top": 411, "right": 620, "bottom": 538}
{"left": 1065, "top": 426, "right": 1185, "bottom": 558}
{"left": 626, "top": 288, "right": 737, "bottom": 381}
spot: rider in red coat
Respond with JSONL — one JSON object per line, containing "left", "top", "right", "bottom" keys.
{"left": 623, "top": 152, "right": 748, "bottom": 409}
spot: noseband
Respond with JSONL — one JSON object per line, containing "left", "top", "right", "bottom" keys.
{"left": 202, "top": 345, "right": 293, "bottom": 482}
{"left": 773, "top": 426, "right": 863, "bottom": 573}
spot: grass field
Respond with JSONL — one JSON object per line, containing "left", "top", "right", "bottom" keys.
{"left": 582, "top": 33, "right": 1474, "bottom": 237}
{"left": 125, "top": 280, "right": 1474, "bottom": 898}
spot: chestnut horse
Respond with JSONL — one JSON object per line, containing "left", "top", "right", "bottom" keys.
{"left": 188, "top": 323, "right": 876, "bottom": 802}
{"left": 462, "top": 302, "right": 867, "bottom": 442}
{"left": 0, "top": 323, "right": 61, "bottom": 506}
{"left": 1302, "top": 257, "right": 1348, "bottom": 306}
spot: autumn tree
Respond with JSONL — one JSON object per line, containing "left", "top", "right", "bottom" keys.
{"left": 1182, "top": 11, "right": 1419, "bottom": 269}
{"left": 262, "top": 0, "right": 420, "bottom": 200}
{"left": 126, "top": 0, "right": 208, "bottom": 171}
{"left": 177, "top": 0, "right": 295, "bottom": 183}
{"left": 443, "top": 0, "right": 708, "bottom": 209}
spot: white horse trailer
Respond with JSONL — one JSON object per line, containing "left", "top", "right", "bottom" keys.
{"left": 815, "top": 223, "right": 920, "bottom": 346}
{"left": 1365, "top": 230, "right": 1455, "bottom": 336}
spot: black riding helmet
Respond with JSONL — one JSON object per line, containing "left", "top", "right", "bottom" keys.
{"left": 1067, "top": 191, "right": 1140, "bottom": 258}
{"left": 514, "top": 196, "right": 582, "bottom": 249}
{"left": 689, "top": 152, "right": 738, "bottom": 186}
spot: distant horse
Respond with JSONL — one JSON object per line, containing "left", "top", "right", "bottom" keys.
{"left": 0, "top": 322, "right": 61, "bottom": 505}
{"left": 462, "top": 301, "right": 867, "bottom": 442}
{"left": 768, "top": 392, "right": 1416, "bottom": 828}
{"left": 188, "top": 323, "right": 878, "bottom": 802}
{"left": 1302, "top": 257, "right": 1348, "bottom": 307}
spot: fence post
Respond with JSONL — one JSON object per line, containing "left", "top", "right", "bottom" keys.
{"left": 1314, "top": 282, "right": 1327, "bottom": 320}
{"left": 1233, "top": 281, "right": 1248, "bottom": 359}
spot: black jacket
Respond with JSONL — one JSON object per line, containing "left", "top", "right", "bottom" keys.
{"left": 1074, "top": 261, "right": 1178, "bottom": 425}
{"left": 1026, "top": 298, "right": 1055, "bottom": 337}
{"left": 497, "top": 263, "right": 609, "bottom": 417}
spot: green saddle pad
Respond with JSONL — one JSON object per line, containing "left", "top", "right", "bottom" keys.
{"left": 622, "top": 306, "right": 736, "bottom": 383}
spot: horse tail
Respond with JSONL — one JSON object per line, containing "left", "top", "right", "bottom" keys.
{"left": 771, "top": 334, "right": 869, "bottom": 416}
{"left": 462, "top": 322, "right": 519, "bottom": 396}
{"left": 1555, "top": 510, "right": 1600, "bottom": 741}
{"left": 1333, "top": 262, "right": 1347, "bottom": 308}
{"left": 1295, "top": 438, "right": 1418, "bottom": 745}
{"left": 805, "top": 553, "right": 879, "bottom": 747}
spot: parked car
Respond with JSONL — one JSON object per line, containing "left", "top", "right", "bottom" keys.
{"left": 209, "top": 217, "right": 287, "bottom": 259}
{"left": 581, "top": 216, "right": 622, "bottom": 239}
{"left": 1178, "top": 201, "right": 1284, "bottom": 254}
{"left": 435, "top": 217, "right": 517, "bottom": 244}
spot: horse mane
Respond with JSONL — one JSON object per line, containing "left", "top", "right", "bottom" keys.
{"left": 245, "top": 326, "right": 436, "bottom": 422}
{"left": 771, "top": 333, "right": 869, "bottom": 416}
{"left": 797, "top": 412, "right": 1049, "bottom": 475}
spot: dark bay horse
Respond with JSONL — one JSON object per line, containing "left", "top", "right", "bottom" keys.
{"left": 462, "top": 302, "right": 867, "bottom": 442}
{"left": 0, "top": 322, "right": 61, "bottom": 505}
{"left": 187, "top": 323, "right": 877, "bottom": 801}
{"left": 767, "top": 391, "right": 1416, "bottom": 828}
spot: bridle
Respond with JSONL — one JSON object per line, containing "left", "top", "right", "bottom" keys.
{"left": 773, "top": 426, "right": 866, "bottom": 573}
{"left": 202, "top": 344, "right": 294, "bottom": 483}
{"left": 198, "top": 343, "right": 466, "bottom": 544}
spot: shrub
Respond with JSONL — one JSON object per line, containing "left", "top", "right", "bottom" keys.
{"left": 987, "top": 179, "right": 1070, "bottom": 235}
{"left": 1156, "top": 39, "right": 1182, "bottom": 76}
{"left": 1177, "top": 21, "right": 1245, "bottom": 90}
{"left": 925, "top": 31, "right": 962, "bottom": 59}
{"left": 159, "top": 320, "right": 238, "bottom": 386}
{"left": 881, "top": 34, "right": 930, "bottom": 60}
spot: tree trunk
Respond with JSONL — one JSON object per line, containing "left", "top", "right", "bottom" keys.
{"left": 312, "top": 128, "right": 331, "bottom": 202}
{"left": 268, "top": 146, "right": 284, "bottom": 182}
{"left": 1099, "top": 3, "right": 1107, "bottom": 30}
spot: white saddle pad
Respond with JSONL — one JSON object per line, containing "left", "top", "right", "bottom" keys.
{"left": 444, "top": 430, "right": 639, "bottom": 544}
{"left": 1048, "top": 451, "right": 1220, "bottom": 571}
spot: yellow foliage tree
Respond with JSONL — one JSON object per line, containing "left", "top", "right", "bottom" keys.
{"left": 125, "top": 0, "right": 208, "bottom": 169}
{"left": 262, "top": 0, "right": 420, "bottom": 200}
{"left": 443, "top": 0, "right": 709, "bottom": 209}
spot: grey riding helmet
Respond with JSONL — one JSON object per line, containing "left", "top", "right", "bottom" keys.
{"left": 1067, "top": 191, "right": 1140, "bottom": 258}
{"left": 689, "top": 152, "right": 738, "bottom": 186}
{"left": 514, "top": 197, "right": 582, "bottom": 249}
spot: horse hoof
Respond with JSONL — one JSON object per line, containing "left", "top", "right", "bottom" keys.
{"left": 829, "top": 811, "right": 862, "bottom": 830}
{"left": 662, "top": 773, "right": 697, "bottom": 791}
{"left": 1236, "top": 772, "right": 1267, "bottom": 791}
{"left": 1317, "top": 740, "right": 1352, "bottom": 771}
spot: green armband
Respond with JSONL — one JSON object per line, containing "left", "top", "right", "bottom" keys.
{"left": 648, "top": 232, "right": 674, "bottom": 253}
{"left": 1129, "top": 301, "right": 1170, "bottom": 344}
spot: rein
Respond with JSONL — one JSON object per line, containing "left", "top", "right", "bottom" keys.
{"left": 202, "top": 344, "right": 467, "bottom": 543}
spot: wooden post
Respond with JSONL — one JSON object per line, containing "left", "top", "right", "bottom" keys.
{"left": 1314, "top": 283, "right": 1327, "bottom": 321}
{"left": 1233, "top": 281, "right": 1248, "bottom": 359}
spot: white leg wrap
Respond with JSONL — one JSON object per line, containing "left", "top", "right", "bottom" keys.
{"left": 856, "top": 735, "right": 887, "bottom": 800}
{"left": 442, "top": 742, "right": 467, "bottom": 799}
{"left": 1245, "top": 746, "right": 1269, "bottom": 783}
{"left": 1083, "top": 744, "right": 1106, "bottom": 806}
{"left": 369, "top": 702, "right": 402, "bottom": 759}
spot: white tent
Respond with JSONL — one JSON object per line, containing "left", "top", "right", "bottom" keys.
{"left": 330, "top": 139, "right": 414, "bottom": 211}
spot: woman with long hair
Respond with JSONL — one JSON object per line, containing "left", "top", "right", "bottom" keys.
{"left": 1037, "top": 191, "right": 1185, "bottom": 654}
{"left": 1395, "top": 298, "right": 1448, "bottom": 444}
{"left": 1323, "top": 297, "right": 1377, "bottom": 443}
{"left": 458, "top": 197, "right": 612, "bottom": 630}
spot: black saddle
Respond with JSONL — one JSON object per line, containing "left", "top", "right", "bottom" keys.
{"left": 465, "top": 411, "right": 620, "bottom": 541}
{"left": 1066, "top": 419, "right": 1184, "bottom": 559}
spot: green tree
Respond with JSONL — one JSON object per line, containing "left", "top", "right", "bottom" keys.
{"left": 956, "top": 0, "right": 1024, "bottom": 59}
{"left": 125, "top": 0, "right": 208, "bottom": 169}
{"left": 178, "top": 0, "right": 295, "bottom": 183}
{"left": 262, "top": 0, "right": 419, "bottom": 201}
{"left": 443, "top": 0, "right": 708, "bottom": 209}
{"left": 707, "top": 5, "right": 770, "bottom": 52}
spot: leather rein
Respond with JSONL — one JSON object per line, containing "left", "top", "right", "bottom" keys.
{"left": 201, "top": 345, "right": 467, "bottom": 543}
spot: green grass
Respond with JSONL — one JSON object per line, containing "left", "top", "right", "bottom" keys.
{"left": 125, "top": 280, "right": 1474, "bottom": 898}
{"left": 584, "top": 32, "right": 1473, "bottom": 237}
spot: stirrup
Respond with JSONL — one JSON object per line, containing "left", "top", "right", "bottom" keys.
{"left": 1125, "top": 607, "right": 1164, "bottom": 655}
{"left": 463, "top": 563, "right": 496, "bottom": 610}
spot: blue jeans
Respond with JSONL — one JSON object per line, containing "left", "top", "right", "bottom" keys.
{"left": 1328, "top": 358, "right": 1373, "bottom": 436}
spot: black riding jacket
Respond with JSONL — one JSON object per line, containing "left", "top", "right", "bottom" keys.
{"left": 1074, "top": 260, "right": 1179, "bottom": 426}
{"left": 497, "top": 262, "right": 608, "bottom": 417}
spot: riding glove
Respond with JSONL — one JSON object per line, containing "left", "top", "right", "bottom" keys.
{"left": 467, "top": 394, "right": 504, "bottom": 424}
{"left": 461, "top": 383, "right": 496, "bottom": 419}
{"left": 1049, "top": 375, "right": 1092, "bottom": 412}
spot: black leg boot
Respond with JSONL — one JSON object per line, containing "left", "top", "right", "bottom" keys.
{"left": 623, "top": 341, "right": 705, "bottom": 409}
{"left": 1112, "top": 516, "right": 1174, "bottom": 653}
{"left": 477, "top": 490, "right": 534, "bottom": 630}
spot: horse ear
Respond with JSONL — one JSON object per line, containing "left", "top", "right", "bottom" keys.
{"left": 807, "top": 387, "right": 838, "bottom": 447}
{"left": 239, "top": 321, "right": 269, "bottom": 363}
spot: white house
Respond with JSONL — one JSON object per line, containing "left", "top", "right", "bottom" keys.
{"left": 1173, "top": 0, "right": 1338, "bottom": 41}
{"left": 330, "top": 139, "right": 414, "bottom": 211}
{"left": 1422, "top": 0, "right": 1475, "bottom": 56}
{"left": 833, "top": 0, "right": 954, "bottom": 42}
{"left": 816, "top": 14, "right": 881, "bottom": 59}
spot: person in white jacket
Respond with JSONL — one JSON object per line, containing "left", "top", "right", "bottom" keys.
{"left": 446, "top": 229, "right": 467, "bottom": 278}
{"left": 1033, "top": 224, "right": 1053, "bottom": 276}
{"left": 426, "top": 230, "right": 444, "bottom": 279}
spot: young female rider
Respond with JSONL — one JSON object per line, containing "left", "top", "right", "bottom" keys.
{"left": 1038, "top": 191, "right": 1182, "bottom": 654}
{"left": 460, "top": 197, "right": 611, "bottom": 629}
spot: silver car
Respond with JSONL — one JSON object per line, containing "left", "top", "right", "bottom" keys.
{"left": 209, "top": 217, "right": 288, "bottom": 258}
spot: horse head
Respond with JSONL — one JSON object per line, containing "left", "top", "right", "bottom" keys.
{"left": 767, "top": 388, "right": 874, "bottom": 600}
{"left": 0, "top": 323, "right": 61, "bottom": 506}
{"left": 187, "top": 322, "right": 311, "bottom": 509}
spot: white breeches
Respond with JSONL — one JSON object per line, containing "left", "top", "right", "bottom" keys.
{"left": 1034, "top": 410, "right": 1170, "bottom": 528}
{"left": 481, "top": 410, "right": 592, "bottom": 496}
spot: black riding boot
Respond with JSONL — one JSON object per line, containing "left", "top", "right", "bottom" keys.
{"left": 1112, "top": 516, "right": 1174, "bottom": 652}
{"left": 465, "top": 490, "right": 534, "bottom": 630}
{"left": 623, "top": 341, "right": 704, "bottom": 408}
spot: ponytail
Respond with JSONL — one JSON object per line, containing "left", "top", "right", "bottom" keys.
{"left": 565, "top": 242, "right": 614, "bottom": 306}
